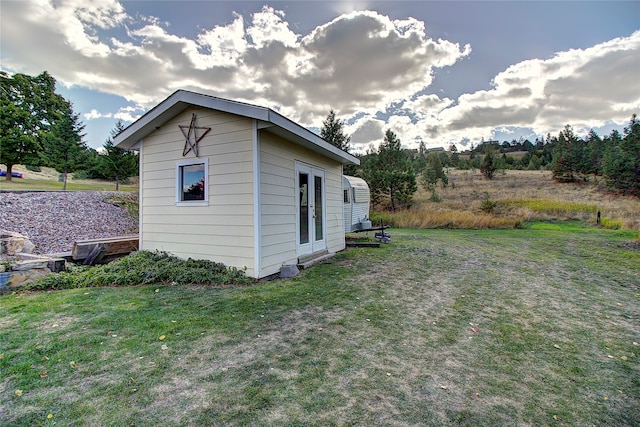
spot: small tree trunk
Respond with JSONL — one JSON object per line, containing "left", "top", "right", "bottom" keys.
{"left": 115, "top": 176, "right": 119, "bottom": 191}
{"left": 5, "top": 164, "right": 13, "bottom": 181}
{"left": 62, "top": 171, "right": 68, "bottom": 191}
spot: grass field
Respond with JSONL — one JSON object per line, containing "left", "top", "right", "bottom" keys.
{"left": 377, "top": 169, "right": 640, "bottom": 231}
{"left": 0, "top": 165, "right": 138, "bottom": 192}
{"left": 2, "top": 225, "right": 639, "bottom": 426}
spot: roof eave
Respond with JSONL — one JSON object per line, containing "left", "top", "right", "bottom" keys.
{"left": 114, "top": 90, "right": 359, "bottom": 165}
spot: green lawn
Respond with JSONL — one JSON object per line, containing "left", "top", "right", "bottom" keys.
{"left": 1, "top": 226, "right": 639, "bottom": 426}
{"left": 0, "top": 178, "right": 137, "bottom": 192}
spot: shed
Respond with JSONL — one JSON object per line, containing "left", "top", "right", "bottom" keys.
{"left": 342, "top": 175, "right": 371, "bottom": 232}
{"left": 114, "top": 90, "right": 359, "bottom": 279}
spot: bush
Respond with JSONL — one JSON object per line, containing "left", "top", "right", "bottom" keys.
{"left": 480, "top": 197, "right": 497, "bottom": 214}
{"left": 600, "top": 217, "right": 623, "bottom": 230}
{"left": 25, "top": 251, "right": 253, "bottom": 291}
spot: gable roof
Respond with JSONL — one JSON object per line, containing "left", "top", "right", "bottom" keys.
{"left": 114, "top": 90, "right": 359, "bottom": 165}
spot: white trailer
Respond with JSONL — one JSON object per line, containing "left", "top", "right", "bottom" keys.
{"left": 342, "top": 175, "right": 371, "bottom": 232}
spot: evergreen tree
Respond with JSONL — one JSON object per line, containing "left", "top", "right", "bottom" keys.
{"left": 603, "top": 115, "right": 640, "bottom": 196}
{"left": 320, "top": 109, "right": 356, "bottom": 175}
{"left": 527, "top": 154, "right": 542, "bottom": 170}
{"left": 320, "top": 109, "right": 351, "bottom": 152}
{"left": 418, "top": 138, "right": 427, "bottom": 156}
{"left": 584, "top": 130, "right": 603, "bottom": 176}
{"left": 449, "top": 144, "right": 460, "bottom": 167}
{"left": 421, "top": 152, "right": 448, "bottom": 190}
{"left": 362, "top": 130, "right": 417, "bottom": 211}
{"left": 480, "top": 147, "right": 497, "bottom": 179}
{"left": 0, "top": 71, "right": 67, "bottom": 180}
{"left": 551, "top": 125, "right": 583, "bottom": 182}
{"left": 101, "top": 120, "right": 138, "bottom": 190}
{"left": 41, "top": 101, "right": 88, "bottom": 190}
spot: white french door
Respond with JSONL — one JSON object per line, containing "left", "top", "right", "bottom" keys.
{"left": 295, "top": 162, "right": 326, "bottom": 256}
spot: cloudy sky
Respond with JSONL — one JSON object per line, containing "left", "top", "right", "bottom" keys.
{"left": 1, "top": 1, "right": 639, "bottom": 152}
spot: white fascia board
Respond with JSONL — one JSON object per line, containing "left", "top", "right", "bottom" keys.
{"left": 267, "top": 111, "right": 360, "bottom": 166}
{"left": 114, "top": 90, "right": 360, "bottom": 166}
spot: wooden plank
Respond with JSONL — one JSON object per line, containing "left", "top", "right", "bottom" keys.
{"left": 72, "top": 235, "right": 139, "bottom": 260}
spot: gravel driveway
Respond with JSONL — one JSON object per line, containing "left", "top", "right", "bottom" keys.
{"left": 0, "top": 191, "right": 138, "bottom": 254}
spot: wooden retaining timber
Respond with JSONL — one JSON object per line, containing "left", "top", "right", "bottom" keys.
{"left": 72, "top": 235, "right": 139, "bottom": 265}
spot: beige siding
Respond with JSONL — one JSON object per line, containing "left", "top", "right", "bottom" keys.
{"left": 259, "top": 130, "right": 345, "bottom": 277}
{"left": 139, "top": 107, "right": 256, "bottom": 276}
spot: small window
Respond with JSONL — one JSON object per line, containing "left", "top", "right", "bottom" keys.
{"left": 343, "top": 189, "right": 350, "bottom": 203}
{"left": 176, "top": 159, "right": 208, "bottom": 206}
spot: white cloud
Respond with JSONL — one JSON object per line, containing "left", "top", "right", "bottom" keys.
{"left": 23, "top": 0, "right": 125, "bottom": 57}
{"left": 84, "top": 105, "right": 143, "bottom": 123}
{"left": 428, "top": 30, "right": 640, "bottom": 147}
{"left": 1, "top": 2, "right": 637, "bottom": 151}
{"left": 1, "top": 3, "right": 470, "bottom": 116}
{"left": 84, "top": 109, "right": 111, "bottom": 120}
{"left": 195, "top": 13, "right": 248, "bottom": 68}
{"left": 247, "top": 6, "right": 299, "bottom": 48}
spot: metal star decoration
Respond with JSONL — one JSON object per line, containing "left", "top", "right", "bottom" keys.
{"left": 179, "top": 113, "right": 211, "bottom": 157}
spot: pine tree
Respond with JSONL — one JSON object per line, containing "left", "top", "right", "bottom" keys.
{"left": 320, "top": 110, "right": 351, "bottom": 152}
{"left": 584, "top": 130, "right": 603, "bottom": 176}
{"left": 101, "top": 120, "right": 138, "bottom": 190}
{"left": 421, "top": 152, "right": 448, "bottom": 190}
{"left": 418, "top": 138, "right": 427, "bottom": 156}
{"left": 603, "top": 115, "right": 640, "bottom": 196}
{"left": 551, "top": 125, "right": 583, "bottom": 182}
{"left": 480, "top": 147, "right": 497, "bottom": 179}
{"left": 41, "top": 101, "right": 88, "bottom": 190}
{"left": 363, "top": 130, "right": 417, "bottom": 211}
{"left": 320, "top": 109, "right": 357, "bottom": 175}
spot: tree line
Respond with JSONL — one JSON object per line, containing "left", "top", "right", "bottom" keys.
{"left": 1, "top": 71, "right": 137, "bottom": 189}
{"left": 320, "top": 111, "right": 640, "bottom": 210}
{"left": 3, "top": 70, "right": 637, "bottom": 200}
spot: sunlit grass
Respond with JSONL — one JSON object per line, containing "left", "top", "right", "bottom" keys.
{"left": 0, "top": 178, "right": 138, "bottom": 192}
{"left": 600, "top": 217, "right": 624, "bottom": 230}
{"left": 2, "top": 228, "right": 639, "bottom": 425}
{"left": 502, "top": 198, "right": 598, "bottom": 214}
{"left": 371, "top": 209, "right": 519, "bottom": 229}
{"left": 0, "top": 165, "right": 139, "bottom": 192}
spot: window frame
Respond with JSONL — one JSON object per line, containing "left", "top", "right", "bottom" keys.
{"left": 175, "top": 158, "right": 209, "bottom": 207}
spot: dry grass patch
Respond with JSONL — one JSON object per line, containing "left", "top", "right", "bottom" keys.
{"left": 385, "top": 169, "right": 640, "bottom": 230}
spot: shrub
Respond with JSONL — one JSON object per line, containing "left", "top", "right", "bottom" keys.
{"left": 600, "top": 217, "right": 623, "bottom": 230}
{"left": 25, "top": 251, "right": 253, "bottom": 291}
{"left": 480, "top": 197, "right": 497, "bottom": 214}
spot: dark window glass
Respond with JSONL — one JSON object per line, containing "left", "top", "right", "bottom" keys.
{"left": 180, "top": 163, "right": 205, "bottom": 201}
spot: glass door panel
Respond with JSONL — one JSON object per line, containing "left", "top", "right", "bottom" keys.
{"left": 299, "top": 172, "right": 309, "bottom": 245}
{"left": 314, "top": 175, "right": 323, "bottom": 242}
{"left": 296, "top": 162, "right": 326, "bottom": 256}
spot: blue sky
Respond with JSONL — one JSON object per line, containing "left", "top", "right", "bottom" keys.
{"left": 2, "top": 1, "right": 639, "bottom": 152}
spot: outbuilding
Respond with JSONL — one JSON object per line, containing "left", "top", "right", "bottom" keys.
{"left": 114, "top": 90, "right": 359, "bottom": 279}
{"left": 342, "top": 175, "right": 371, "bottom": 232}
